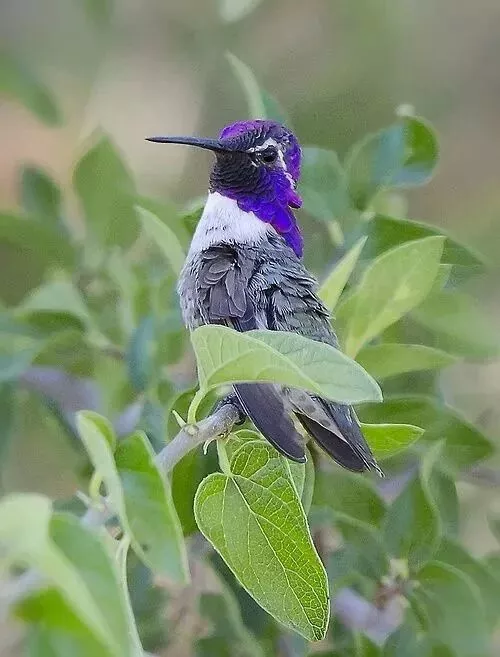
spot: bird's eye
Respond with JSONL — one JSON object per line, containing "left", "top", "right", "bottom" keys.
{"left": 260, "top": 147, "right": 278, "bottom": 164}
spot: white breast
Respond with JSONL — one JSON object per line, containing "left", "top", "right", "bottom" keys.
{"left": 188, "top": 192, "right": 271, "bottom": 254}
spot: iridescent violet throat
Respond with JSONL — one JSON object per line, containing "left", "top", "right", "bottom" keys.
{"left": 147, "top": 119, "right": 381, "bottom": 474}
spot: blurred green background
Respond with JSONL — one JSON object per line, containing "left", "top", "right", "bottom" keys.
{"left": 1, "top": 0, "right": 499, "bottom": 655}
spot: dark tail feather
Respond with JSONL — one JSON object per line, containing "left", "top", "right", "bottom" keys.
{"left": 297, "top": 402, "right": 382, "bottom": 475}
{"left": 234, "top": 382, "right": 306, "bottom": 463}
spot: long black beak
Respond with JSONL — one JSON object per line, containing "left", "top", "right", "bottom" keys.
{"left": 145, "top": 135, "right": 233, "bottom": 154}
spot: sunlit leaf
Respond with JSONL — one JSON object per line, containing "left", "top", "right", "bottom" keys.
{"left": 338, "top": 236, "right": 444, "bottom": 357}
{"left": 361, "top": 422, "right": 424, "bottom": 459}
{"left": 137, "top": 206, "right": 186, "bottom": 276}
{"left": 194, "top": 441, "right": 329, "bottom": 641}
{"left": 191, "top": 325, "right": 381, "bottom": 404}
{"left": 345, "top": 115, "right": 438, "bottom": 210}
{"left": 0, "top": 53, "right": 61, "bottom": 125}
{"left": 318, "top": 237, "right": 367, "bottom": 311}
{"left": 357, "top": 343, "right": 457, "bottom": 380}
{"left": 299, "top": 147, "right": 350, "bottom": 224}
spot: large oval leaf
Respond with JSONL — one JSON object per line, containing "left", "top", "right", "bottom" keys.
{"left": 194, "top": 441, "right": 329, "bottom": 641}
{"left": 361, "top": 422, "right": 424, "bottom": 459}
{"left": 190, "top": 325, "right": 381, "bottom": 404}
{"left": 338, "top": 236, "right": 444, "bottom": 357}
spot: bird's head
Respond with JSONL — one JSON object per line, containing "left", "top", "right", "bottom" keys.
{"left": 147, "top": 120, "right": 303, "bottom": 256}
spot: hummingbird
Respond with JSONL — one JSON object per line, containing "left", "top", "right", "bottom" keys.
{"left": 148, "top": 120, "right": 381, "bottom": 474}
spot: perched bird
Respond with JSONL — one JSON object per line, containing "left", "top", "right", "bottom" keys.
{"left": 148, "top": 120, "right": 381, "bottom": 474}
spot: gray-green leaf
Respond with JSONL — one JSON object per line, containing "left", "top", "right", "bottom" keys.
{"left": 345, "top": 115, "right": 438, "bottom": 211}
{"left": 299, "top": 147, "right": 350, "bottom": 224}
{"left": 194, "top": 441, "right": 329, "bottom": 641}
{"left": 225, "top": 52, "right": 289, "bottom": 124}
{"left": 319, "top": 237, "right": 367, "bottom": 312}
{"left": 338, "top": 236, "right": 444, "bottom": 357}
{"left": 137, "top": 206, "right": 186, "bottom": 276}
{"left": 191, "top": 325, "right": 381, "bottom": 404}
{"left": 0, "top": 494, "right": 134, "bottom": 656}
{"left": 357, "top": 343, "right": 457, "bottom": 380}
{"left": 77, "top": 412, "right": 189, "bottom": 582}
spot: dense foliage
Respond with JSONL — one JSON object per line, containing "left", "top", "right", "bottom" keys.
{"left": 1, "top": 5, "right": 499, "bottom": 656}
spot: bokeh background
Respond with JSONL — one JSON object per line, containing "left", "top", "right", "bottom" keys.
{"left": 1, "top": 0, "right": 499, "bottom": 655}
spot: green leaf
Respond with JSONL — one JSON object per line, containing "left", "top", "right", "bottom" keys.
{"left": 313, "top": 468, "right": 386, "bottom": 527}
{"left": 435, "top": 538, "right": 500, "bottom": 629}
{"left": 77, "top": 412, "right": 189, "bottom": 582}
{"left": 194, "top": 441, "right": 329, "bottom": 641}
{"left": 299, "top": 148, "right": 350, "bottom": 224}
{"left": 361, "top": 423, "right": 424, "bottom": 459}
{"left": 137, "top": 206, "right": 186, "bottom": 276}
{"left": 0, "top": 214, "right": 74, "bottom": 267}
{"left": 82, "top": 0, "right": 113, "bottom": 27}
{"left": 429, "top": 470, "right": 458, "bottom": 537}
{"left": 318, "top": 237, "right": 367, "bottom": 312}
{"left": 338, "top": 236, "right": 445, "bottom": 357}
{"left": 334, "top": 514, "right": 389, "bottom": 582}
{"left": 73, "top": 136, "right": 138, "bottom": 248}
{"left": 0, "top": 383, "right": 15, "bottom": 481}
{"left": 18, "top": 279, "right": 94, "bottom": 332}
{"left": 0, "top": 53, "right": 61, "bottom": 125}
{"left": 413, "top": 561, "right": 488, "bottom": 657}
{"left": 345, "top": 115, "right": 438, "bottom": 210}
{"left": 383, "top": 443, "right": 442, "bottom": 569}
{"left": 218, "top": 0, "right": 264, "bottom": 23}
{"left": 21, "top": 166, "right": 62, "bottom": 224}
{"left": 412, "top": 289, "right": 500, "bottom": 359}
{"left": 126, "top": 315, "right": 156, "bottom": 392}
{"left": 191, "top": 325, "right": 381, "bottom": 404}
{"left": 361, "top": 215, "right": 486, "bottom": 270}
{"left": 0, "top": 495, "right": 134, "bottom": 656}
{"left": 359, "top": 396, "right": 494, "bottom": 471}
{"left": 225, "top": 52, "right": 289, "bottom": 124}
{"left": 0, "top": 342, "right": 42, "bottom": 383}
{"left": 357, "top": 343, "right": 457, "bottom": 380}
